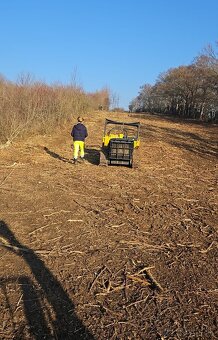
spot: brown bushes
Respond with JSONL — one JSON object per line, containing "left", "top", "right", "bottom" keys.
{"left": 0, "top": 75, "right": 110, "bottom": 144}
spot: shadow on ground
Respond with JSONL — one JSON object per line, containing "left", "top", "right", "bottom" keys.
{"left": 129, "top": 112, "right": 218, "bottom": 126}
{"left": 84, "top": 147, "right": 100, "bottom": 165}
{"left": 44, "top": 147, "right": 72, "bottom": 164}
{"left": 0, "top": 220, "right": 94, "bottom": 340}
{"left": 140, "top": 123, "right": 218, "bottom": 158}
{"left": 44, "top": 146, "right": 100, "bottom": 165}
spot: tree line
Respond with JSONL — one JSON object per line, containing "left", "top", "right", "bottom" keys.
{"left": 129, "top": 42, "right": 218, "bottom": 122}
{"left": 0, "top": 74, "right": 110, "bottom": 144}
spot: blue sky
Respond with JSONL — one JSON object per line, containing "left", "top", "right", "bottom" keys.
{"left": 0, "top": 0, "right": 217, "bottom": 109}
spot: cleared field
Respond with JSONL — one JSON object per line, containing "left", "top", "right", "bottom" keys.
{"left": 0, "top": 111, "right": 217, "bottom": 339}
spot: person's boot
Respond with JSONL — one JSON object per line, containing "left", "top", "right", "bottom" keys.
{"left": 80, "top": 157, "right": 85, "bottom": 163}
{"left": 73, "top": 158, "right": 78, "bottom": 165}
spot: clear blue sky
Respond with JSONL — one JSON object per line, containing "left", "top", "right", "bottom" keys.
{"left": 0, "top": 0, "right": 217, "bottom": 109}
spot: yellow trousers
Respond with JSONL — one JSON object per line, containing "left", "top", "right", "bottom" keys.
{"left": 73, "top": 141, "right": 85, "bottom": 159}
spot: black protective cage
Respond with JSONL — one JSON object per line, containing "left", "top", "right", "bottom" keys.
{"left": 104, "top": 119, "right": 140, "bottom": 140}
{"left": 108, "top": 139, "right": 134, "bottom": 166}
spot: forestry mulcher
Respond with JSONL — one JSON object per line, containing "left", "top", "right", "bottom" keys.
{"left": 99, "top": 119, "right": 140, "bottom": 167}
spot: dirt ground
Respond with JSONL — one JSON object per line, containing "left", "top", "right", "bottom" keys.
{"left": 0, "top": 111, "right": 217, "bottom": 340}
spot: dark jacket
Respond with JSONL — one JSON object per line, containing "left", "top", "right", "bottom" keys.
{"left": 71, "top": 123, "right": 88, "bottom": 141}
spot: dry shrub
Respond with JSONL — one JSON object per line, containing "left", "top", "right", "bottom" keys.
{"left": 87, "top": 87, "right": 110, "bottom": 111}
{"left": 0, "top": 75, "right": 110, "bottom": 144}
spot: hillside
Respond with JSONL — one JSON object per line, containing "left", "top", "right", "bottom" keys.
{"left": 0, "top": 111, "right": 217, "bottom": 339}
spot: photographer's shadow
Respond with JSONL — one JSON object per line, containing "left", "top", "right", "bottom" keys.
{"left": 0, "top": 220, "right": 94, "bottom": 340}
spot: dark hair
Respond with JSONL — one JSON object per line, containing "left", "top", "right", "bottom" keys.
{"left": 77, "top": 116, "right": 84, "bottom": 122}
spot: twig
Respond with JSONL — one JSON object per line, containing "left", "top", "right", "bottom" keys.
{"left": 46, "top": 236, "right": 63, "bottom": 243}
{"left": 29, "top": 222, "right": 58, "bottom": 235}
{"left": 0, "top": 237, "right": 28, "bottom": 252}
{"left": 14, "top": 294, "right": 23, "bottom": 313}
{"left": 107, "top": 223, "right": 125, "bottom": 228}
{"left": 105, "top": 320, "right": 136, "bottom": 328}
{"left": 146, "top": 269, "right": 163, "bottom": 291}
{"left": 127, "top": 266, "right": 163, "bottom": 292}
{"left": 199, "top": 241, "right": 216, "bottom": 253}
{"left": 89, "top": 266, "right": 107, "bottom": 292}
{"left": 136, "top": 266, "right": 155, "bottom": 275}
{"left": 0, "top": 237, "right": 53, "bottom": 255}
{"left": 127, "top": 274, "right": 150, "bottom": 286}
{"left": 157, "top": 333, "right": 165, "bottom": 340}
{"left": 96, "top": 284, "right": 131, "bottom": 296}
{"left": 82, "top": 304, "right": 101, "bottom": 308}
{"left": 67, "top": 250, "right": 84, "bottom": 255}
{"left": 43, "top": 210, "right": 72, "bottom": 217}
{"left": 125, "top": 295, "right": 150, "bottom": 308}
{"left": 177, "top": 243, "right": 201, "bottom": 248}
{"left": 67, "top": 219, "right": 83, "bottom": 222}
{"left": 61, "top": 243, "right": 76, "bottom": 250}
{"left": 0, "top": 140, "right": 11, "bottom": 149}
{"left": 176, "top": 198, "right": 199, "bottom": 202}
{"left": 0, "top": 162, "right": 17, "bottom": 168}
{"left": 34, "top": 250, "right": 52, "bottom": 254}
{"left": 119, "top": 240, "right": 170, "bottom": 250}
{"left": 0, "top": 166, "right": 17, "bottom": 188}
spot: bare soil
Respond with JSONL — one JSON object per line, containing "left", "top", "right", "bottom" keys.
{"left": 0, "top": 111, "right": 217, "bottom": 340}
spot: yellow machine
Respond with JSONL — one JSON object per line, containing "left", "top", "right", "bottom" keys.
{"left": 100, "top": 119, "right": 140, "bottom": 167}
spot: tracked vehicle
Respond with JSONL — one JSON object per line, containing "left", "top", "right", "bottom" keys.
{"left": 99, "top": 119, "right": 140, "bottom": 167}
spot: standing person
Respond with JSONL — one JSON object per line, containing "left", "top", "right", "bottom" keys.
{"left": 71, "top": 116, "right": 88, "bottom": 164}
